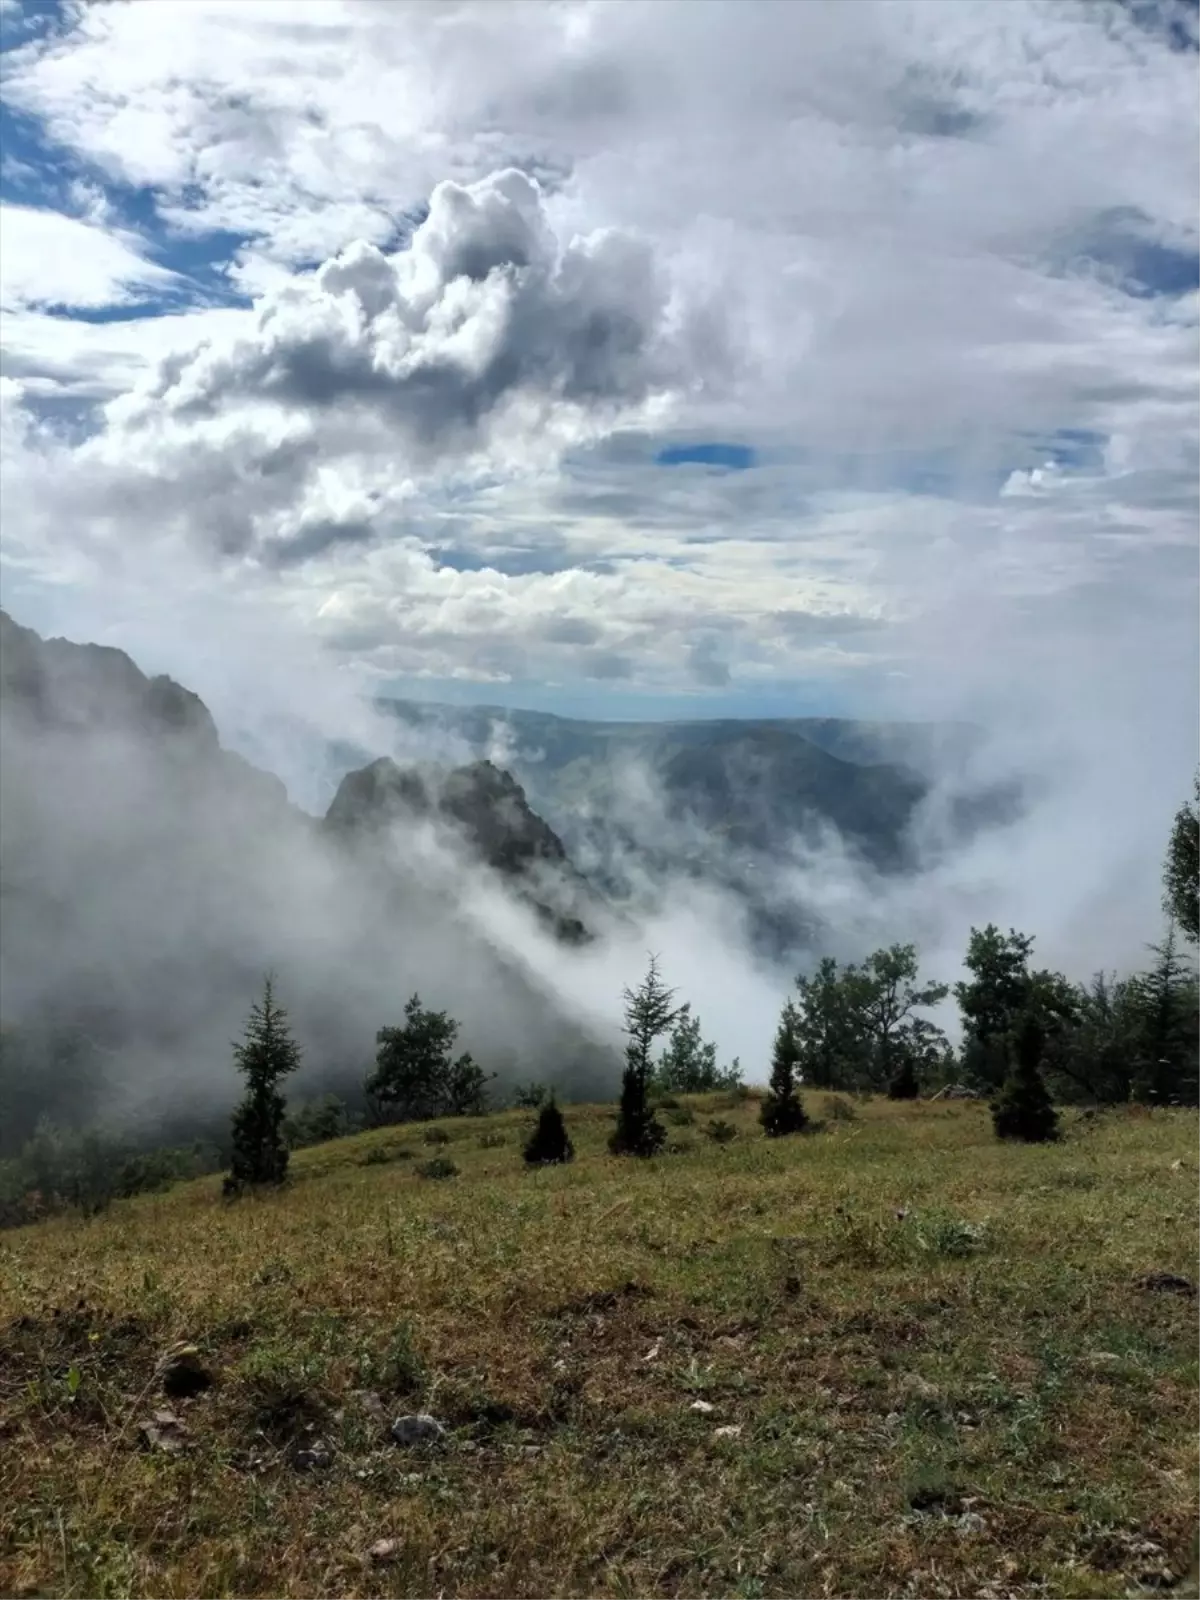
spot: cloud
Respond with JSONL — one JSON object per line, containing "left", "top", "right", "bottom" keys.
{"left": 0, "top": 202, "right": 181, "bottom": 311}
{"left": 125, "top": 169, "right": 702, "bottom": 464}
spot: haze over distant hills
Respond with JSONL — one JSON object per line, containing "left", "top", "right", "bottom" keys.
{"left": 0, "top": 607, "right": 1026, "bottom": 1149}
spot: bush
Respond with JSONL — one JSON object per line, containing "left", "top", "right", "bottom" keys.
{"left": 915, "top": 1210, "right": 988, "bottom": 1258}
{"left": 478, "top": 1131, "right": 507, "bottom": 1149}
{"left": 705, "top": 1118, "right": 738, "bottom": 1144}
{"left": 824, "top": 1094, "right": 858, "bottom": 1123}
{"left": 416, "top": 1157, "right": 458, "bottom": 1181}
{"left": 360, "top": 1144, "right": 413, "bottom": 1166}
{"left": 523, "top": 1096, "right": 574, "bottom": 1166}
{"left": 667, "top": 1106, "right": 695, "bottom": 1127}
{"left": 511, "top": 1082, "right": 548, "bottom": 1110}
{"left": 422, "top": 1127, "right": 451, "bottom": 1146}
{"left": 283, "top": 1094, "right": 353, "bottom": 1150}
{"left": 1, "top": 1124, "right": 222, "bottom": 1228}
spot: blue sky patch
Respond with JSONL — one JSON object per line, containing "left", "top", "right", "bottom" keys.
{"left": 655, "top": 442, "right": 757, "bottom": 471}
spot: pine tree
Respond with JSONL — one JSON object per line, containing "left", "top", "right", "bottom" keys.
{"left": 610, "top": 955, "right": 676, "bottom": 1157}
{"left": 1163, "top": 774, "right": 1199, "bottom": 944}
{"left": 523, "top": 1094, "right": 574, "bottom": 1165}
{"left": 991, "top": 1013, "right": 1060, "bottom": 1143}
{"left": 1127, "top": 926, "right": 1200, "bottom": 1106}
{"left": 761, "top": 1000, "right": 809, "bottom": 1136}
{"left": 225, "top": 975, "right": 302, "bottom": 1193}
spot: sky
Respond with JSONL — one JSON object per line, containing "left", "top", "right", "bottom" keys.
{"left": 0, "top": 0, "right": 1196, "bottom": 740}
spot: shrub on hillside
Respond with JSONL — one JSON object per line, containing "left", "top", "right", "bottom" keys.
{"left": 523, "top": 1096, "right": 574, "bottom": 1166}
{"left": 416, "top": 1156, "right": 458, "bottom": 1181}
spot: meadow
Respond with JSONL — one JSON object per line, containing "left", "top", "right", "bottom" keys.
{"left": 1, "top": 1094, "right": 1196, "bottom": 1599}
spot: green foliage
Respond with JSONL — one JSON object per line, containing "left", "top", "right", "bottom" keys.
{"left": 956, "top": 925, "right": 1036, "bottom": 1087}
{"left": 416, "top": 1156, "right": 458, "bottom": 1181}
{"left": 523, "top": 1095, "right": 574, "bottom": 1166}
{"left": 511, "top": 1081, "right": 549, "bottom": 1109}
{"left": 704, "top": 1118, "right": 738, "bottom": 1144}
{"left": 610, "top": 955, "right": 674, "bottom": 1157}
{"left": 422, "top": 1127, "right": 451, "bottom": 1145}
{"left": 366, "top": 995, "right": 493, "bottom": 1123}
{"left": 283, "top": 1094, "right": 354, "bottom": 1150}
{"left": 792, "top": 956, "right": 869, "bottom": 1088}
{"left": 0, "top": 1123, "right": 220, "bottom": 1228}
{"left": 1163, "top": 773, "right": 1199, "bottom": 944}
{"left": 226, "top": 976, "right": 301, "bottom": 1194}
{"left": 914, "top": 1210, "right": 988, "bottom": 1258}
{"left": 760, "top": 999, "right": 808, "bottom": 1136}
{"left": 793, "top": 945, "right": 947, "bottom": 1092}
{"left": 652, "top": 1006, "right": 742, "bottom": 1093}
{"left": 1125, "top": 928, "right": 1199, "bottom": 1106}
{"left": 992, "top": 1014, "right": 1061, "bottom": 1144}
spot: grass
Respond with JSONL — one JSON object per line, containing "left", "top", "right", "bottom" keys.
{"left": 0, "top": 1094, "right": 1196, "bottom": 1599}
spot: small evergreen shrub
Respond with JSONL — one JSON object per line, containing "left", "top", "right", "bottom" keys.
{"left": 226, "top": 977, "right": 302, "bottom": 1195}
{"left": 761, "top": 1002, "right": 809, "bottom": 1137}
{"left": 423, "top": 1127, "right": 451, "bottom": 1146}
{"left": 523, "top": 1096, "right": 574, "bottom": 1166}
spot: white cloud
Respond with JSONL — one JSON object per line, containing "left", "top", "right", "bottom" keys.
{"left": 0, "top": 202, "right": 180, "bottom": 311}
{"left": 0, "top": 0, "right": 1194, "bottom": 734}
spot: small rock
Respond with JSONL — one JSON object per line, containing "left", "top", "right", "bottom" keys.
{"left": 643, "top": 1339, "right": 662, "bottom": 1363}
{"left": 156, "top": 1342, "right": 213, "bottom": 1399}
{"left": 955, "top": 1512, "right": 987, "bottom": 1537}
{"left": 369, "top": 1538, "right": 402, "bottom": 1564}
{"left": 291, "top": 1442, "right": 334, "bottom": 1472}
{"left": 1170, "top": 1159, "right": 1184, "bottom": 1171}
{"left": 689, "top": 1399, "right": 715, "bottom": 1414}
{"left": 1085, "top": 1351, "right": 1122, "bottom": 1370}
{"left": 712, "top": 1424, "right": 742, "bottom": 1440}
{"left": 390, "top": 1413, "right": 446, "bottom": 1447}
{"left": 137, "top": 1412, "right": 188, "bottom": 1454}
{"left": 1135, "top": 1272, "right": 1196, "bottom": 1297}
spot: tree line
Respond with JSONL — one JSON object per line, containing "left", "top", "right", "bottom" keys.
{"left": 3, "top": 769, "right": 1196, "bottom": 1215}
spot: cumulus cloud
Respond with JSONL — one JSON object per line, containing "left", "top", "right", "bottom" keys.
{"left": 0, "top": 0, "right": 1195, "bottom": 1006}
{"left": 123, "top": 168, "right": 700, "bottom": 463}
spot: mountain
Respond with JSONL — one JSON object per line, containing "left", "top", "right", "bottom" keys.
{"left": 0, "top": 611, "right": 616, "bottom": 1153}
{"left": 339, "top": 698, "right": 979, "bottom": 954}
{"left": 323, "top": 756, "right": 597, "bottom": 944}
{"left": 361, "top": 696, "right": 971, "bottom": 865}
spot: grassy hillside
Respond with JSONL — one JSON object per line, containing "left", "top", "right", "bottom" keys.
{"left": 1, "top": 1097, "right": 1196, "bottom": 1599}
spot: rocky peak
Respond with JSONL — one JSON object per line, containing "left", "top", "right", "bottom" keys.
{"left": 323, "top": 755, "right": 593, "bottom": 942}
{"left": 0, "top": 609, "right": 220, "bottom": 755}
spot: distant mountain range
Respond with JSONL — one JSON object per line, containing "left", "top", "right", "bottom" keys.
{"left": 332, "top": 697, "right": 1015, "bottom": 954}
{"left": 0, "top": 608, "right": 1020, "bottom": 1147}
